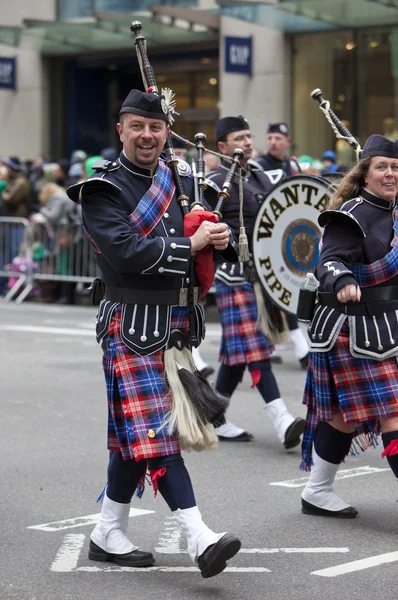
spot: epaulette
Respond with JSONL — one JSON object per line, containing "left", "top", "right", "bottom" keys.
{"left": 318, "top": 201, "right": 366, "bottom": 237}
{"left": 92, "top": 159, "right": 120, "bottom": 173}
{"left": 66, "top": 177, "right": 121, "bottom": 203}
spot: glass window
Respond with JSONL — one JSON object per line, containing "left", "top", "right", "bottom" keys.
{"left": 292, "top": 27, "right": 398, "bottom": 169}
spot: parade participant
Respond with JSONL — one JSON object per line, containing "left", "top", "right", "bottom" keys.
{"left": 257, "top": 122, "right": 300, "bottom": 176}
{"left": 67, "top": 89, "right": 241, "bottom": 577}
{"left": 204, "top": 115, "right": 305, "bottom": 447}
{"left": 170, "top": 135, "right": 189, "bottom": 160}
{"left": 256, "top": 122, "right": 309, "bottom": 369}
{"left": 300, "top": 134, "right": 398, "bottom": 518}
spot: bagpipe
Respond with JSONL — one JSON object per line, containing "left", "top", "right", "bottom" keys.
{"left": 310, "top": 88, "right": 362, "bottom": 160}
{"left": 130, "top": 21, "right": 249, "bottom": 449}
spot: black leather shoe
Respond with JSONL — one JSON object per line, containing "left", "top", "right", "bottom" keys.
{"left": 271, "top": 355, "right": 284, "bottom": 364}
{"left": 197, "top": 533, "right": 241, "bottom": 578}
{"left": 301, "top": 499, "right": 358, "bottom": 518}
{"left": 283, "top": 417, "right": 305, "bottom": 449}
{"left": 88, "top": 540, "right": 155, "bottom": 567}
{"left": 300, "top": 353, "right": 309, "bottom": 370}
{"left": 217, "top": 431, "right": 254, "bottom": 442}
{"left": 199, "top": 366, "right": 215, "bottom": 379}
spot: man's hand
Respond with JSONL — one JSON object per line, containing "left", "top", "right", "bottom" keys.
{"left": 336, "top": 284, "right": 361, "bottom": 303}
{"left": 190, "top": 222, "right": 229, "bottom": 253}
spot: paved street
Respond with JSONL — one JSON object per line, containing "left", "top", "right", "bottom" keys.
{"left": 1, "top": 302, "right": 398, "bottom": 600}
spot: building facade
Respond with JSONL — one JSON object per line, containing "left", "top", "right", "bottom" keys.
{"left": 1, "top": 1, "right": 398, "bottom": 163}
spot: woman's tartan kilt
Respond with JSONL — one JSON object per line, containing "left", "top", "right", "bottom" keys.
{"left": 102, "top": 306, "right": 191, "bottom": 461}
{"left": 301, "top": 324, "right": 398, "bottom": 470}
{"left": 215, "top": 280, "right": 274, "bottom": 366}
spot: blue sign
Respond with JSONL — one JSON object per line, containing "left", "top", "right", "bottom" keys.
{"left": 0, "top": 57, "right": 16, "bottom": 90}
{"left": 225, "top": 36, "right": 252, "bottom": 75}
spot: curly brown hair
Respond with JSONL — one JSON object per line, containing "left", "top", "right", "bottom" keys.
{"left": 327, "top": 157, "right": 372, "bottom": 210}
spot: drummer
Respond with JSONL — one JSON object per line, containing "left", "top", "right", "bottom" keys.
{"left": 204, "top": 115, "right": 305, "bottom": 448}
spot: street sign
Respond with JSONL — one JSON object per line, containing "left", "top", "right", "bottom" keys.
{"left": 0, "top": 57, "right": 16, "bottom": 90}
{"left": 225, "top": 36, "right": 252, "bottom": 75}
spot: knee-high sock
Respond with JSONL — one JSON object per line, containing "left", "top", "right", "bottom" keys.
{"left": 382, "top": 431, "right": 398, "bottom": 478}
{"left": 285, "top": 313, "right": 298, "bottom": 330}
{"left": 148, "top": 454, "right": 196, "bottom": 511}
{"left": 315, "top": 421, "right": 354, "bottom": 464}
{"left": 255, "top": 361, "right": 280, "bottom": 404}
{"left": 106, "top": 452, "right": 147, "bottom": 504}
{"left": 215, "top": 364, "right": 246, "bottom": 398}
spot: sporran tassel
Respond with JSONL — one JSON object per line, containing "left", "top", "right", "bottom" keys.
{"left": 163, "top": 347, "right": 219, "bottom": 451}
{"left": 238, "top": 167, "right": 250, "bottom": 262}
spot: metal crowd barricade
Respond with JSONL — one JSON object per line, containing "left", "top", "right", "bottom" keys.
{"left": 0, "top": 217, "right": 99, "bottom": 304}
{"left": 30, "top": 217, "right": 98, "bottom": 291}
{"left": 0, "top": 216, "right": 33, "bottom": 303}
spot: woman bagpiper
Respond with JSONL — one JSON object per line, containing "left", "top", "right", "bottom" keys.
{"left": 300, "top": 134, "right": 398, "bottom": 517}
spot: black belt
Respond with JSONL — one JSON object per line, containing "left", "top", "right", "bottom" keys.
{"left": 104, "top": 284, "right": 199, "bottom": 306}
{"left": 318, "top": 285, "right": 398, "bottom": 313}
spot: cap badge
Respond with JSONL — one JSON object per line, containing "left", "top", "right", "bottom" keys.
{"left": 161, "top": 98, "right": 168, "bottom": 115}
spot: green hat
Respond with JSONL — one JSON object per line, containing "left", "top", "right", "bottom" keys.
{"left": 298, "top": 155, "right": 313, "bottom": 171}
{"left": 85, "top": 156, "right": 103, "bottom": 178}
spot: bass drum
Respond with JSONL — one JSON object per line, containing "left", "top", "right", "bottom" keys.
{"left": 252, "top": 174, "right": 334, "bottom": 315}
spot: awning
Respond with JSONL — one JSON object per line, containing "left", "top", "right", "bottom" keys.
{"left": 217, "top": 0, "right": 398, "bottom": 32}
{"left": 0, "top": 7, "right": 219, "bottom": 56}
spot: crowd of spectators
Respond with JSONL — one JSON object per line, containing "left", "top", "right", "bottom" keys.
{"left": 0, "top": 148, "right": 117, "bottom": 303}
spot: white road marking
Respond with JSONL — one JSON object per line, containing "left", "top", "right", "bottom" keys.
{"left": 76, "top": 566, "right": 271, "bottom": 573}
{"left": 270, "top": 466, "right": 390, "bottom": 488}
{"left": 311, "top": 551, "right": 398, "bottom": 577}
{"left": 28, "top": 508, "right": 155, "bottom": 532}
{"left": 239, "top": 548, "right": 349, "bottom": 554}
{"left": 155, "top": 516, "right": 182, "bottom": 554}
{"left": 0, "top": 325, "right": 94, "bottom": 336}
{"left": 51, "top": 534, "right": 85, "bottom": 572}
{"left": 155, "top": 547, "right": 350, "bottom": 555}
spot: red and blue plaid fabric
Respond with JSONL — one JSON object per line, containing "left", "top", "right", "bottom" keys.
{"left": 128, "top": 160, "right": 175, "bottom": 237}
{"left": 103, "top": 306, "right": 190, "bottom": 461}
{"left": 215, "top": 280, "right": 274, "bottom": 366}
{"left": 301, "top": 324, "right": 398, "bottom": 471}
{"left": 351, "top": 245, "right": 398, "bottom": 286}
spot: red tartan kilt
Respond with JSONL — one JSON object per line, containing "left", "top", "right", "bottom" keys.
{"left": 305, "top": 327, "right": 398, "bottom": 424}
{"left": 103, "top": 314, "right": 185, "bottom": 461}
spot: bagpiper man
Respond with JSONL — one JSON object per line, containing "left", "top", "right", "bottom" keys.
{"left": 67, "top": 90, "right": 241, "bottom": 577}
{"left": 300, "top": 134, "right": 398, "bottom": 517}
{"left": 204, "top": 115, "right": 305, "bottom": 447}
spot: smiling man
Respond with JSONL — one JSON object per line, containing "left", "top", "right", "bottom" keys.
{"left": 66, "top": 89, "right": 240, "bottom": 577}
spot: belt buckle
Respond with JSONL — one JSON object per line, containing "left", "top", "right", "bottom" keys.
{"left": 179, "top": 288, "right": 188, "bottom": 307}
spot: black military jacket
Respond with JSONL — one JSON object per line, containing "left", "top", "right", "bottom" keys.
{"left": 309, "top": 187, "right": 398, "bottom": 359}
{"left": 67, "top": 151, "right": 235, "bottom": 355}
{"left": 257, "top": 152, "right": 300, "bottom": 177}
{"left": 204, "top": 159, "right": 282, "bottom": 285}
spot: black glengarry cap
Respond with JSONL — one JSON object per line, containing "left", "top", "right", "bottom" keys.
{"left": 361, "top": 134, "right": 398, "bottom": 159}
{"left": 215, "top": 115, "right": 250, "bottom": 143}
{"left": 267, "top": 122, "right": 289, "bottom": 136}
{"left": 119, "top": 89, "right": 169, "bottom": 122}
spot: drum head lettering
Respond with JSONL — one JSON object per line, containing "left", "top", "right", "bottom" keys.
{"left": 252, "top": 175, "right": 330, "bottom": 315}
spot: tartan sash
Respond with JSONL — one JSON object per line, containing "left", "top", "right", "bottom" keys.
{"left": 128, "top": 160, "right": 175, "bottom": 237}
